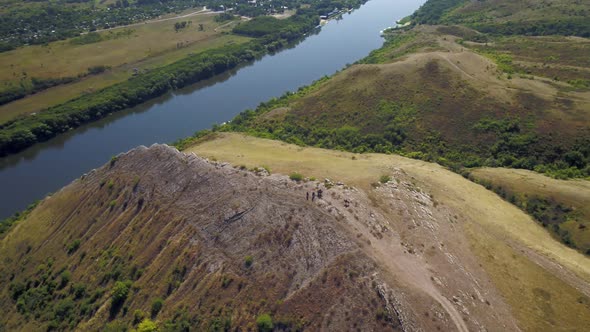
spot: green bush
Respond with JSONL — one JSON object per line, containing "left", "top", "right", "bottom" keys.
{"left": 111, "top": 280, "right": 132, "bottom": 307}
{"left": 110, "top": 156, "right": 119, "bottom": 167}
{"left": 379, "top": 175, "right": 391, "bottom": 183}
{"left": 151, "top": 298, "right": 163, "bottom": 317}
{"left": 133, "top": 309, "right": 146, "bottom": 325}
{"left": 256, "top": 313, "right": 274, "bottom": 332}
{"left": 289, "top": 173, "right": 304, "bottom": 182}
{"left": 244, "top": 255, "right": 254, "bottom": 268}
{"left": 59, "top": 270, "right": 71, "bottom": 289}
{"left": 137, "top": 319, "right": 158, "bottom": 332}
{"left": 72, "top": 283, "right": 86, "bottom": 299}
{"left": 66, "top": 239, "right": 81, "bottom": 254}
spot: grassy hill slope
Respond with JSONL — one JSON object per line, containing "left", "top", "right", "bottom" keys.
{"left": 468, "top": 167, "right": 590, "bottom": 254}
{"left": 187, "top": 0, "right": 590, "bottom": 255}
{"left": 219, "top": 26, "right": 590, "bottom": 179}
{"left": 412, "top": 0, "right": 590, "bottom": 36}
{"left": 2, "top": 135, "right": 590, "bottom": 331}
{"left": 185, "top": 133, "right": 590, "bottom": 331}
{"left": 0, "top": 144, "right": 405, "bottom": 331}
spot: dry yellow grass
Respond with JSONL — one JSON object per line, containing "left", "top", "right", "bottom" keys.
{"left": 471, "top": 167, "right": 590, "bottom": 216}
{"left": 0, "top": 11, "right": 231, "bottom": 82}
{"left": 470, "top": 167, "right": 590, "bottom": 255}
{"left": 185, "top": 132, "right": 590, "bottom": 330}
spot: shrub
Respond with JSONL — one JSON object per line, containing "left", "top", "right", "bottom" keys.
{"left": 59, "top": 270, "right": 71, "bottom": 289}
{"left": 289, "top": 173, "right": 304, "bottom": 182}
{"left": 111, "top": 280, "right": 132, "bottom": 307}
{"left": 133, "top": 309, "right": 146, "bottom": 325}
{"left": 244, "top": 255, "right": 254, "bottom": 268}
{"left": 104, "top": 320, "right": 128, "bottom": 332}
{"left": 72, "top": 283, "right": 86, "bottom": 299}
{"left": 379, "top": 175, "right": 391, "bottom": 183}
{"left": 137, "top": 319, "right": 158, "bottom": 332}
{"left": 256, "top": 313, "right": 273, "bottom": 332}
{"left": 261, "top": 165, "right": 271, "bottom": 174}
{"left": 151, "top": 298, "right": 164, "bottom": 317}
{"left": 221, "top": 275, "right": 233, "bottom": 288}
{"left": 110, "top": 156, "right": 119, "bottom": 167}
{"left": 66, "top": 239, "right": 81, "bottom": 254}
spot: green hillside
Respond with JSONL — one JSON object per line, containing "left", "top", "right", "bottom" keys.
{"left": 216, "top": 26, "right": 590, "bottom": 179}
{"left": 172, "top": 0, "right": 590, "bottom": 253}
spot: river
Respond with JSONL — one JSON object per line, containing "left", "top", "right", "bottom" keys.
{"left": 0, "top": 0, "right": 424, "bottom": 219}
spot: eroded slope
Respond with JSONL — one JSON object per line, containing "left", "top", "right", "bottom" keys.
{"left": 187, "top": 132, "right": 590, "bottom": 331}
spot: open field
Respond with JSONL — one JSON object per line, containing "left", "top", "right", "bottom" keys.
{"left": 469, "top": 167, "right": 590, "bottom": 254}
{"left": 0, "top": 11, "right": 248, "bottom": 123}
{"left": 185, "top": 132, "right": 590, "bottom": 330}
{"left": 470, "top": 167, "right": 590, "bottom": 217}
{"left": 0, "top": 9, "right": 228, "bottom": 84}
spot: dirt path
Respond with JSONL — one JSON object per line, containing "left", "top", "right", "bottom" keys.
{"left": 315, "top": 185, "right": 471, "bottom": 332}
{"left": 367, "top": 229, "right": 470, "bottom": 332}
{"left": 214, "top": 19, "right": 244, "bottom": 32}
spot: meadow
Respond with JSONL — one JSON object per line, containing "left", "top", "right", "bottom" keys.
{"left": 0, "top": 11, "right": 248, "bottom": 123}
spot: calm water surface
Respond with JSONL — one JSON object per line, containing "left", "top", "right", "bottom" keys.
{"left": 0, "top": 0, "right": 424, "bottom": 218}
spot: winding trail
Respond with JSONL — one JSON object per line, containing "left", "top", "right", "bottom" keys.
{"left": 365, "top": 228, "right": 470, "bottom": 332}
{"left": 317, "top": 186, "right": 471, "bottom": 332}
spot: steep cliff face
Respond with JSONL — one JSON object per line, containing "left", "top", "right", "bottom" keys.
{"left": 0, "top": 145, "right": 406, "bottom": 331}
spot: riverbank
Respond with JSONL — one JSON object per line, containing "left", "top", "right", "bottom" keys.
{"left": 0, "top": 0, "right": 424, "bottom": 220}
{"left": 0, "top": 7, "right": 327, "bottom": 156}
{"left": 0, "top": 14, "right": 247, "bottom": 123}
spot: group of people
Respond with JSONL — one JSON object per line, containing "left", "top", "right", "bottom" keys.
{"left": 306, "top": 189, "right": 323, "bottom": 201}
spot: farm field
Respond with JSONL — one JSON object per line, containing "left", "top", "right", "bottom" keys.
{"left": 0, "top": 10, "right": 248, "bottom": 123}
